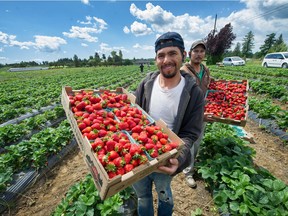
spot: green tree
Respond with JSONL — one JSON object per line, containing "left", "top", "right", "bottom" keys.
{"left": 73, "top": 54, "right": 80, "bottom": 67}
{"left": 270, "top": 34, "right": 288, "bottom": 52}
{"left": 259, "top": 33, "right": 276, "bottom": 56}
{"left": 205, "top": 23, "right": 236, "bottom": 65}
{"left": 94, "top": 52, "right": 101, "bottom": 66}
{"left": 232, "top": 42, "right": 242, "bottom": 57}
{"left": 242, "top": 31, "right": 254, "bottom": 58}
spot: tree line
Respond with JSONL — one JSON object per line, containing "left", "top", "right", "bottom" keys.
{"left": 205, "top": 23, "right": 287, "bottom": 64}
{"left": 1, "top": 23, "right": 287, "bottom": 68}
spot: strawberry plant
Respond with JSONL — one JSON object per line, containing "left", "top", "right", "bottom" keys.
{"left": 196, "top": 123, "right": 288, "bottom": 215}
{"left": 51, "top": 174, "right": 136, "bottom": 216}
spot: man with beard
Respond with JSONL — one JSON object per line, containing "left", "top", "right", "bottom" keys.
{"left": 132, "top": 32, "right": 204, "bottom": 216}
{"left": 181, "top": 39, "right": 214, "bottom": 188}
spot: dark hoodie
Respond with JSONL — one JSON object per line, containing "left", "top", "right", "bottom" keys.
{"left": 134, "top": 70, "right": 204, "bottom": 175}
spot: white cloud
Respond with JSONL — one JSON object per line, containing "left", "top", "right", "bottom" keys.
{"left": 0, "top": 31, "right": 67, "bottom": 52}
{"left": 0, "top": 56, "right": 8, "bottom": 61}
{"left": 0, "top": 31, "right": 16, "bottom": 44}
{"left": 129, "top": 2, "right": 288, "bottom": 53}
{"left": 63, "top": 26, "right": 99, "bottom": 42}
{"left": 33, "top": 36, "right": 67, "bottom": 52}
{"left": 130, "top": 21, "right": 153, "bottom": 36}
{"left": 81, "top": 43, "right": 88, "bottom": 47}
{"left": 81, "top": 0, "right": 89, "bottom": 5}
{"left": 133, "top": 43, "right": 154, "bottom": 51}
{"left": 63, "top": 16, "right": 107, "bottom": 42}
{"left": 123, "top": 26, "right": 130, "bottom": 34}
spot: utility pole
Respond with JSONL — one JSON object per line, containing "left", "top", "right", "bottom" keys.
{"left": 213, "top": 14, "right": 217, "bottom": 36}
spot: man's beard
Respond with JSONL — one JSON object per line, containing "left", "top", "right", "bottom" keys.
{"left": 161, "top": 70, "right": 177, "bottom": 79}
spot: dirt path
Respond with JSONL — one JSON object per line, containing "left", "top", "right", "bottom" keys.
{"left": 2, "top": 119, "right": 287, "bottom": 216}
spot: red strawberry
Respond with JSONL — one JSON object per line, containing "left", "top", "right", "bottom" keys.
{"left": 108, "top": 171, "right": 117, "bottom": 179}
{"left": 124, "top": 153, "right": 132, "bottom": 164}
{"left": 129, "top": 144, "right": 141, "bottom": 157}
{"left": 106, "top": 140, "right": 116, "bottom": 151}
{"left": 162, "top": 144, "right": 172, "bottom": 153}
{"left": 118, "top": 121, "right": 129, "bottom": 130}
{"left": 131, "top": 125, "right": 142, "bottom": 133}
{"left": 98, "top": 129, "right": 107, "bottom": 137}
{"left": 145, "top": 143, "right": 155, "bottom": 150}
{"left": 113, "top": 157, "right": 125, "bottom": 167}
{"left": 116, "top": 167, "right": 125, "bottom": 175}
{"left": 124, "top": 164, "right": 134, "bottom": 172}
{"left": 114, "top": 142, "right": 123, "bottom": 153}
{"left": 108, "top": 150, "right": 119, "bottom": 161}
{"left": 91, "top": 138, "right": 104, "bottom": 151}
{"left": 149, "top": 148, "right": 159, "bottom": 158}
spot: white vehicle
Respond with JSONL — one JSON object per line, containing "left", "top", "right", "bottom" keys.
{"left": 262, "top": 52, "right": 288, "bottom": 68}
{"left": 222, "top": 56, "right": 245, "bottom": 66}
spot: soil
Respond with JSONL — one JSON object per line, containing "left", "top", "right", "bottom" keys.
{"left": 2, "top": 119, "right": 288, "bottom": 216}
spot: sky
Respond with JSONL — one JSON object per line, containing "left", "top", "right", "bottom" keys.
{"left": 0, "top": 0, "right": 288, "bottom": 64}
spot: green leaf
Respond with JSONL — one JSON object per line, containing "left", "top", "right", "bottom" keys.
{"left": 248, "top": 205, "right": 261, "bottom": 213}
{"left": 229, "top": 201, "right": 239, "bottom": 212}
{"left": 78, "top": 194, "right": 95, "bottom": 206}
{"left": 272, "top": 179, "right": 286, "bottom": 191}
{"left": 214, "top": 191, "right": 228, "bottom": 205}
{"left": 239, "top": 203, "right": 249, "bottom": 214}
{"left": 191, "top": 208, "right": 202, "bottom": 216}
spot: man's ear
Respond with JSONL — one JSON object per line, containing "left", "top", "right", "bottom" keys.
{"left": 182, "top": 51, "right": 187, "bottom": 62}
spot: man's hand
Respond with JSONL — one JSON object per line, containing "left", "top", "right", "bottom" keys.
{"left": 204, "top": 112, "right": 215, "bottom": 122}
{"left": 157, "top": 158, "right": 179, "bottom": 175}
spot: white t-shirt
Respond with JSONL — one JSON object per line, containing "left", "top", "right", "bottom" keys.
{"left": 149, "top": 75, "right": 185, "bottom": 130}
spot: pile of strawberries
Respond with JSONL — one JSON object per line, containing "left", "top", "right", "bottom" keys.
{"left": 205, "top": 80, "right": 248, "bottom": 121}
{"left": 68, "top": 90, "right": 179, "bottom": 178}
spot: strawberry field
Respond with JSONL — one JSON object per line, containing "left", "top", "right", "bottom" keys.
{"left": 0, "top": 63, "right": 287, "bottom": 216}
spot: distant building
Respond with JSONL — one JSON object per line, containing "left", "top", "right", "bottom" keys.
{"left": 8, "top": 67, "right": 49, "bottom": 72}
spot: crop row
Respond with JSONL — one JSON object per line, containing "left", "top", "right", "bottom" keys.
{"left": 0, "top": 66, "right": 147, "bottom": 123}
{"left": 0, "top": 106, "right": 65, "bottom": 148}
{"left": 0, "top": 120, "right": 72, "bottom": 192}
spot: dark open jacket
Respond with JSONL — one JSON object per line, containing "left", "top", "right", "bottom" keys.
{"left": 181, "top": 63, "right": 211, "bottom": 96}
{"left": 134, "top": 70, "right": 204, "bottom": 175}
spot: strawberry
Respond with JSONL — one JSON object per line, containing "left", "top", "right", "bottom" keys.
{"left": 146, "top": 126, "right": 156, "bottom": 135}
{"left": 118, "top": 121, "right": 129, "bottom": 130}
{"left": 129, "top": 144, "right": 141, "bottom": 157}
{"left": 162, "top": 144, "right": 172, "bottom": 153}
{"left": 98, "top": 129, "right": 107, "bottom": 137}
{"left": 159, "top": 138, "right": 168, "bottom": 145}
{"left": 124, "top": 153, "right": 132, "bottom": 164}
{"left": 124, "top": 164, "right": 134, "bottom": 172}
{"left": 108, "top": 150, "right": 119, "bottom": 161}
{"left": 138, "top": 154, "right": 148, "bottom": 165}
{"left": 148, "top": 148, "right": 159, "bottom": 158}
{"left": 131, "top": 125, "right": 142, "bottom": 133}
{"left": 116, "top": 167, "right": 125, "bottom": 175}
{"left": 78, "top": 122, "right": 86, "bottom": 131}
{"left": 105, "top": 161, "right": 117, "bottom": 172}
{"left": 130, "top": 159, "right": 139, "bottom": 167}
{"left": 169, "top": 142, "right": 179, "bottom": 149}
{"left": 145, "top": 143, "right": 156, "bottom": 150}
{"left": 114, "top": 142, "right": 123, "bottom": 153}
{"left": 97, "top": 153, "right": 107, "bottom": 166}
{"left": 113, "top": 157, "right": 125, "bottom": 167}
{"left": 108, "top": 171, "right": 117, "bottom": 179}
{"left": 91, "top": 138, "right": 104, "bottom": 151}
{"left": 106, "top": 139, "right": 116, "bottom": 151}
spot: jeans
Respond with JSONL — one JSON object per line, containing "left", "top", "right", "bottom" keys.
{"left": 183, "top": 122, "right": 206, "bottom": 176}
{"left": 132, "top": 172, "right": 173, "bottom": 216}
